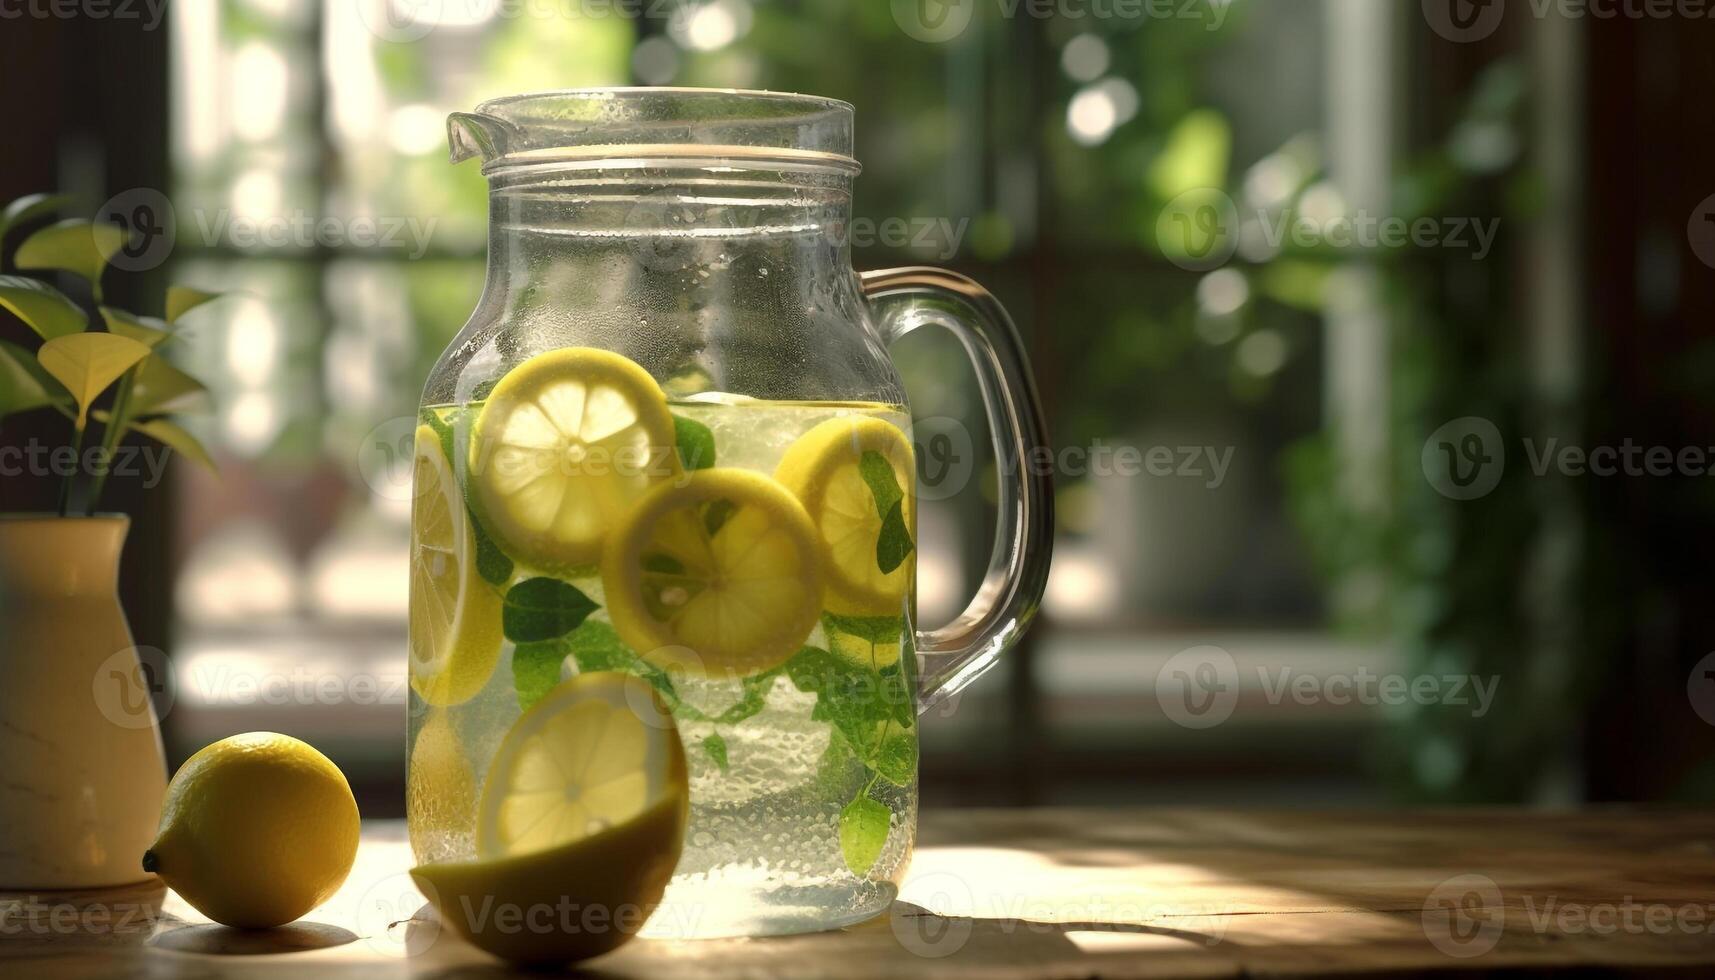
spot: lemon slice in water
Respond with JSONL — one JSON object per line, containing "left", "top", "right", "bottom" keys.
{"left": 417, "top": 673, "right": 688, "bottom": 964}
{"left": 477, "top": 672, "right": 688, "bottom": 859}
{"left": 602, "top": 468, "right": 827, "bottom": 677}
{"left": 471, "top": 347, "right": 680, "bottom": 572}
{"left": 775, "top": 416, "right": 915, "bottom": 615}
{"left": 411, "top": 426, "right": 503, "bottom": 706}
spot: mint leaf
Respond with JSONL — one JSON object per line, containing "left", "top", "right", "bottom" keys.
{"left": 712, "top": 669, "right": 778, "bottom": 725}
{"left": 816, "top": 727, "right": 859, "bottom": 794}
{"left": 786, "top": 645, "right": 912, "bottom": 749}
{"left": 513, "top": 639, "right": 569, "bottom": 711}
{"left": 824, "top": 613, "right": 906, "bottom": 645}
{"left": 642, "top": 552, "right": 686, "bottom": 575}
{"left": 673, "top": 414, "right": 716, "bottom": 470}
{"left": 702, "top": 734, "right": 729, "bottom": 773}
{"left": 873, "top": 729, "right": 917, "bottom": 786}
{"left": 839, "top": 794, "right": 890, "bottom": 876}
{"left": 879, "top": 663, "right": 915, "bottom": 729}
{"left": 503, "top": 578, "right": 598, "bottom": 643}
{"left": 564, "top": 620, "right": 682, "bottom": 710}
{"left": 875, "top": 502, "right": 914, "bottom": 574}
{"left": 858, "top": 450, "right": 904, "bottom": 516}
{"left": 858, "top": 450, "right": 913, "bottom": 574}
{"left": 703, "top": 497, "right": 736, "bottom": 537}
{"left": 473, "top": 521, "right": 515, "bottom": 586}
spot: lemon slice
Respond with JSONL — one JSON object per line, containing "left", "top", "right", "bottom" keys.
{"left": 411, "top": 790, "right": 684, "bottom": 964}
{"left": 470, "top": 348, "right": 679, "bottom": 571}
{"left": 477, "top": 672, "right": 688, "bottom": 860}
{"left": 775, "top": 416, "right": 915, "bottom": 615}
{"left": 602, "top": 468, "right": 827, "bottom": 677}
{"left": 411, "top": 426, "right": 504, "bottom": 706}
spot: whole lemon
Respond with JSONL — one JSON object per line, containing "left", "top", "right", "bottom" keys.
{"left": 143, "top": 732, "right": 360, "bottom": 928}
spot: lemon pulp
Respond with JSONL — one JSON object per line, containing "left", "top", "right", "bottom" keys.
{"left": 410, "top": 425, "right": 503, "bottom": 705}
{"left": 775, "top": 416, "right": 916, "bottom": 615}
{"left": 478, "top": 672, "right": 688, "bottom": 859}
{"left": 471, "top": 348, "right": 680, "bottom": 572}
{"left": 601, "top": 468, "right": 827, "bottom": 678}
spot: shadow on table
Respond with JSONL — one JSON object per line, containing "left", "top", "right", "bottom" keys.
{"left": 149, "top": 920, "right": 358, "bottom": 955}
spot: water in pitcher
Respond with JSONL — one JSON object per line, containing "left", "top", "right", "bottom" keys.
{"left": 407, "top": 384, "right": 919, "bottom": 938}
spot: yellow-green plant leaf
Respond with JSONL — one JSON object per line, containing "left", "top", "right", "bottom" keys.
{"left": 0, "top": 338, "right": 70, "bottom": 416}
{"left": 165, "top": 286, "right": 223, "bottom": 324}
{"left": 130, "top": 355, "right": 209, "bottom": 415}
{"left": 100, "top": 306, "right": 173, "bottom": 347}
{"left": 16, "top": 219, "right": 125, "bottom": 288}
{"left": 133, "top": 418, "right": 215, "bottom": 473}
{"left": 93, "top": 410, "right": 217, "bottom": 474}
{"left": 0, "top": 275, "right": 86, "bottom": 339}
{"left": 36, "top": 332, "right": 151, "bottom": 425}
{"left": 0, "top": 193, "right": 71, "bottom": 242}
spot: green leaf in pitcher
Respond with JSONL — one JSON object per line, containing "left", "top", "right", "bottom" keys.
{"left": 875, "top": 502, "right": 914, "bottom": 573}
{"left": 824, "top": 612, "right": 906, "bottom": 646}
{"left": 512, "top": 639, "right": 569, "bottom": 712}
{"left": 473, "top": 521, "right": 515, "bottom": 587}
{"left": 563, "top": 620, "right": 682, "bottom": 708}
{"left": 673, "top": 414, "right": 716, "bottom": 470}
{"left": 701, "top": 733, "right": 729, "bottom": 773}
{"left": 873, "top": 727, "right": 917, "bottom": 786}
{"left": 839, "top": 793, "right": 890, "bottom": 876}
{"left": 711, "top": 669, "right": 778, "bottom": 725}
{"left": 859, "top": 449, "right": 914, "bottom": 573}
{"left": 702, "top": 497, "right": 737, "bottom": 537}
{"left": 503, "top": 577, "right": 599, "bottom": 643}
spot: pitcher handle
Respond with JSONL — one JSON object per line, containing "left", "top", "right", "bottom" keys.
{"left": 860, "top": 267, "right": 1055, "bottom": 715}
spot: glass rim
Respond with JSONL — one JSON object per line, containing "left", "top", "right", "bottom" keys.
{"left": 452, "top": 87, "right": 861, "bottom": 176}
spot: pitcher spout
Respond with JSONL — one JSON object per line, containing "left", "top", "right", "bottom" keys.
{"left": 447, "top": 111, "right": 512, "bottom": 166}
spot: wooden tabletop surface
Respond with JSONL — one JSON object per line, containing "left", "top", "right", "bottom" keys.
{"left": 5, "top": 807, "right": 1715, "bottom": 978}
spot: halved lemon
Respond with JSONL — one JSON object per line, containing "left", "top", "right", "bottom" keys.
{"left": 417, "top": 676, "right": 687, "bottom": 965}
{"left": 470, "top": 348, "right": 679, "bottom": 572}
{"left": 602, "top": 468, "right": 826, "bottom": 677}
{"left": 476, "top": 673, "right": 688, "bottom": 860}
{"left": 411, "top": 426, "right": 503, "bottom": 706}
{"left": 775, "top": 416, "right": 915, "bottom": 615}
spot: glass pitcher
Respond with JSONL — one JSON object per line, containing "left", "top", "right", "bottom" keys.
{"left": 407, "top": 88, "right": 1052, "bottom": 939}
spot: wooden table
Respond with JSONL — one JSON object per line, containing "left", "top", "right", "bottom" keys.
{"left": 5, "top": 808, "right": 1715, "bottom": 978}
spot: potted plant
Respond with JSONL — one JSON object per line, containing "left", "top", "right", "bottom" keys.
{"left": 0, "top": 192, "right": 219, "bottom": 888}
